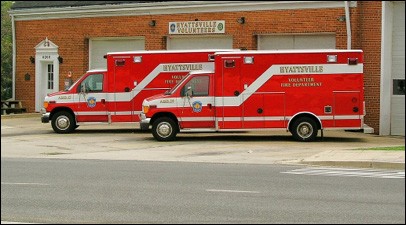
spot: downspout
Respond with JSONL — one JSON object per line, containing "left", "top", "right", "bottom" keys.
{"left": 345, "top": 1, "right": 351, "bottom": 49}
{"left": 10, "top": 13, "right": 16, "bottom": 100}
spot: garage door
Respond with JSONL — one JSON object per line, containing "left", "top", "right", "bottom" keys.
{"left": 390, "top": 2, "right": 405, "bottom": 135}
{"left": 166, "top": 36, "right": 233, "bottom": 50}
{"left": 258, "top": 34, "right": 335, "bottom": 50}
{"left": 90, "top": 38, "right": 145, "bottom": 69}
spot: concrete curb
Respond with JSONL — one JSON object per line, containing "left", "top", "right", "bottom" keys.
{"left": 1, "top": 113, "right": 41, "bottom": 119}
{"left": 301, "top": 161, "right": 405, "bottom": 170}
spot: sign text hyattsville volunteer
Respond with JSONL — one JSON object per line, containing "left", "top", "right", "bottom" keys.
{"left": 169, "top": 20, "right": 225, "bottom": 35}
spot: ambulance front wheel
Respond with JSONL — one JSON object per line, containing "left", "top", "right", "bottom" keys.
{"left": 291, "top": 117, "right": 318, "bottom": 142}
{"left": 51, "top": 111, "right": 76, "bottom": 134}
{"left": 152, "top": 117, "right": 178, "bottom": 141}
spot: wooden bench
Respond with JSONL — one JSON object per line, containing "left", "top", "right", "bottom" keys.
{"left": 1, "top": 100, "right": 27, "bottom": 115}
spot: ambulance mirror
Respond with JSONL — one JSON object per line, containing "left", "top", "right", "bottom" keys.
{"left": 186, "top": 86, "right": 193, "bottom": 97}
{"left": 81, "top": 83, "right": 87, "bottom": 93}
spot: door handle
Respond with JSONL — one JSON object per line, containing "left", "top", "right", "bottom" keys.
{"left": 101, "top": 99, "right": 106, "bottom": 104}
{"left": 207, "top": 103, "right": 212, "bottom": 109}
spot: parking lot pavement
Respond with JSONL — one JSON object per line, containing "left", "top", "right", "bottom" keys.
{"left": 1, "top": 113, "right": 405, "bottom": 169}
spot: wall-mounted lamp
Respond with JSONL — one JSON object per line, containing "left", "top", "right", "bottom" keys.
{"left": 58, "top": 56, "right": 63, "bottom": 64}
{"left": 149, "top": 20, "right": 156, "bottom": 27}
{"left": 337, "top": 15, "right": 346, "bottom": 22}
{"left": 25, "top": 73, "right": 31, "bottom": 81}
{"left": 30, "top": 56, "right": 35, "bottom": 64}
{"left": 237, "top": 17, "right": 245, "bottom": 24}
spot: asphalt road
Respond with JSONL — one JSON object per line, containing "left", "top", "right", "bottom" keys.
{"left": 1, "top": 158, "right": 405, "bottom": 224}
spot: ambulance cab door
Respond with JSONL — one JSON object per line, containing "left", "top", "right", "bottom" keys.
{"left": 75, "top": 73, "right": 108, "bottom": 122}
{"left": 177, "top": 74, "right": 215, "bottom": 129}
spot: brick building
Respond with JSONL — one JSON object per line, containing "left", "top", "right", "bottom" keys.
{"left": 8, "top": 1, "right": 405, "bottom": 135}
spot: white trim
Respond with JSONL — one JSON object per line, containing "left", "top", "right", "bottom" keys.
{"left": 216, "top": 63, "right": 363, "bottom": 107}
{"left": 178, "top": 115, "right": 361, "bottom": 122}
{"left": 148, "top": 63, "right": 364, "bottom": 109}
{"left": 9, "top": 1, "right": 358, "bottom": 21}
{"left": 344, "top": 1, "right": 352, "bottom": 49}
{"left": 45, "top": 62, "right": 215, "bottom": 103}
{"left": 380, "top": 2, "right": 393, "bottom": 135}
{"left": 75, "top": 111, "right": 108, "bottom": 116}
{"left": 107, "top": 49, "right": 236, "bottom": 55}
{"left": 216, "top": 49, "right": 363, "bottom": 55}
{"left": 35, "top": 38, "right": 60, "bottom": 112}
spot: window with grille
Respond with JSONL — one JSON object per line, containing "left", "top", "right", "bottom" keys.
{"left": 47, "top": 64, "right": 54, "bottom": 89}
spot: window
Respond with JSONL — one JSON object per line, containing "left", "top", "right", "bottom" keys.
{"left": 181, "top": 76, "right": 210, "bottom": 97}
{"left": 80, "top": 74, "right": 104, "bottom": 93}
{"left": 47, "top": 64, "right": 54, "bottom": 89}
{"left": 393, "top": 79, "right": 405, "bottom": 95}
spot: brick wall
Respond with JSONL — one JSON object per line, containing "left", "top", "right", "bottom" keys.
{"left": 14, "top": 2, "right": 382, "bottom": 133}
{"left": 356, "top": 1, "right": 382, "bottom": 134}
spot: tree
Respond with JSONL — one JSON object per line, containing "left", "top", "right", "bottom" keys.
{"left": 1, "top": 1, "right": 13, "bottom": 100}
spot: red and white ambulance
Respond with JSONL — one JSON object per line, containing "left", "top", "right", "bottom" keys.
{"left": 41, "top": 49, "right": 234, "bottom": 133}
{"left": 140, "top": 49, "right": 364, "bottom": 142}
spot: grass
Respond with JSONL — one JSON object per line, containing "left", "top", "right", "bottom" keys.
{"left": 354, "top": 146, "right": 405, "bottom": 151}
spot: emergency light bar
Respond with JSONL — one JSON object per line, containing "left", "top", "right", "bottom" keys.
{"left": 134, "top": 56, "right": 142, "bottom": 63}
{"left": 327, "top": 55, "right": 337, "bottom": 63}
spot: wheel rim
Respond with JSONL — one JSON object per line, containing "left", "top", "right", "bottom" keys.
{"left": 297, "top": 122, "right": 313, "bottom": 139}
{"left": 156, "top": 122, "right": 172, "bottom": 138}
{"left": 56, "top": 115, "right": 70, "bottom": 131}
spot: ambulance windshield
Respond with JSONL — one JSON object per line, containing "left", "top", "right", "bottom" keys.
{"left": 67, "top": 73, "right": 86, "bottom": 91}
{"left": 165, "top": 73, "right": 190, "bottom": 95}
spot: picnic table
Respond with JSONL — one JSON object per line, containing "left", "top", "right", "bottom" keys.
{"left": 1, "top": 100, "right": 27, "bottom": 115}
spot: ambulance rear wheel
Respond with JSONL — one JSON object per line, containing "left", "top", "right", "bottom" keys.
{"left": 52, "top": 111, "right": 76, "bottom": 134}
{"left": 152, "top": 117, "right": 177, "bottom": 141}
{"left": 291, "top": 117, "right": 318, "bottom": 142}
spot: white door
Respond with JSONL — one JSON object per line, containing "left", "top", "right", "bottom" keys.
{"left": 89, "top": 38, "right": 145, "bottom": 69}
{"left": 257, "top": 34, "right": 336, "bottom": 50}
{"left": 45, "top": 63, "right": 55, "bottom": 95}
{"left": 390, "top": 2, "right": 405, "bottom": 135}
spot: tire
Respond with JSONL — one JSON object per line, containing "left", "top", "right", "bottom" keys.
{"left": 291, "top": 117, "right": 318, "bottom": 142}
{"left": 151, "top": 117, "right": 178, "bottom": 141}
{"left": 51, "top": 111, "right": 76, "bottom": 133}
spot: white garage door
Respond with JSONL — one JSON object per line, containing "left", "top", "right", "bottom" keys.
{"left": 90, "top": 38, "right": 145, "bottom": 69}
{"left": 390, "top": 2, "right": 405, "bottom": 135}
{"left": 166, "top": 36, "right": 233, "bottom": 50}
{"left": 258, "top": 34, "right": 336, "bottom": 50}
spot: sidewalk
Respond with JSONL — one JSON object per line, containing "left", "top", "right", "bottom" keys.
{"left": 1, "top": 113, "right": 405, "bottom": 170}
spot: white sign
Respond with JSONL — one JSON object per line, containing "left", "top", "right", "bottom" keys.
{"left": 169, "top": 20, "right": 225, "bottom": 35}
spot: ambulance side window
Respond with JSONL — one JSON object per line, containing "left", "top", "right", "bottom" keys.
{"left": 79, "top": 74, "right": 104, "bottom": 93}
{"left": 181, "top": 76, "right": 210, "bottom": 97}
